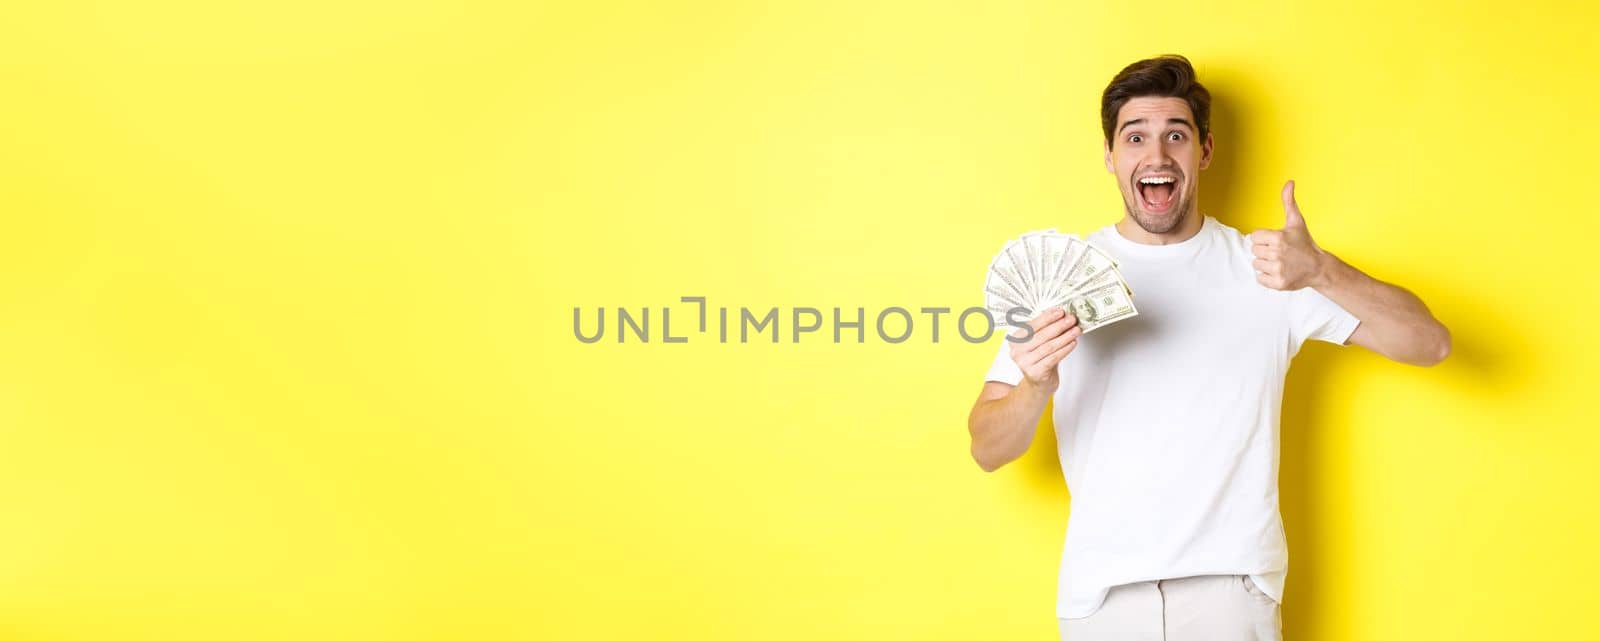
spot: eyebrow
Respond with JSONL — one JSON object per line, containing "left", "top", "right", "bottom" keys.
{"left": 1118, "top": 117, "right": 1196, "bottom": 135}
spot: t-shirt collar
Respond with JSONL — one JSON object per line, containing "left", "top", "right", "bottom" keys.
{"left": 1099, "top": 215, "right": 1213, "bottom": 261}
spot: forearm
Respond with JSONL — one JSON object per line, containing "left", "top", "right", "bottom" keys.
{"left": 968, "top": 380, "right": 1054, "bottom": 472}
{"left": 1312, "top": 250, "right": 1452, "bottom": 366}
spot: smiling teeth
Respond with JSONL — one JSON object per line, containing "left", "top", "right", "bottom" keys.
{"left": 1139, "top": 176, "right": 1176, "bottom": 185}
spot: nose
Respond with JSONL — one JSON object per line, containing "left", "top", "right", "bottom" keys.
{"left": 1148, "top": 145, "right": 1174, "bottom": 168}
{"left": 1141, "top": 151, "right": 1176, "bottom": 177}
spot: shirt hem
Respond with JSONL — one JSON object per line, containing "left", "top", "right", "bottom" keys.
{"left": 1056, "top": 569, "right": 1285, "bottom": 619}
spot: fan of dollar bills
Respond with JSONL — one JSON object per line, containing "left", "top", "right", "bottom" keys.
{"left": 984, "top": 228, "right": 1139, "bottom": 333}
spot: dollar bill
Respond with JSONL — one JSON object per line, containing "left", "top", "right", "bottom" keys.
{"left": 987, "top": 245, "right": 1033, "bottom": 309}
{"left": 985, "top": 230, "right": 1138, "bottom": 334}
{"left": 1000, "top": 241, "right": 1037, "bottom": 308}
{"left": 1059, "top": 243, "right": 1117, "bottom": 293}
{"left": 1034, "top": 233, "right": 1079, "bottom": 308}
{"left": 1047, "top": 252, "right": 1136, "bottom": 306}
{"left": 1061, "top": 280, "right": 1139, "bottom": 333}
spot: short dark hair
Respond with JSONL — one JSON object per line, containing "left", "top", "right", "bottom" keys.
{"left": 1101, "top": 55, "right": 1211, "bottom": 147}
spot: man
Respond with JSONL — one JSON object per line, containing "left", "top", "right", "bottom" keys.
{"left": 966, "top": 55, "right": 1451, "bottom": 641}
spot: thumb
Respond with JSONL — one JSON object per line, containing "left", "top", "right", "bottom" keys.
{"left": 1281, "top": 180, "right": 1306, "bottom": 229}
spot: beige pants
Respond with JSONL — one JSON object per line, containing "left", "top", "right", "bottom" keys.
{"left": 1058, "top": 574, "right": 1282, "bottom": 641}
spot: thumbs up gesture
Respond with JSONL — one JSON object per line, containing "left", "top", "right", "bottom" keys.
{"left": 1249, "top": 180, "right": 1331, "bottom": 291}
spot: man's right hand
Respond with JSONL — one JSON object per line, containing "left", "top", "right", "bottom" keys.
{"left": 1009, "top": 307, "right": 1082, "bottom": 390}
{"left": 969, "top": 307, "right": 1081, "bottom": 472}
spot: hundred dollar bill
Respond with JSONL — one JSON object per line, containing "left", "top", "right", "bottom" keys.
{"left": 1047, "top": 260, "right": 1136, "bottom": 307}
{"left": 986, "top": 245, "right": 1033, "bottom": 309}
{"left": 1021, "top": 233, "right": 1047, "bottom": 297}
{"left": 1033, "top": 240, "right": 1084, "bottom": 306}
{"left": 986, "top": 303, "right": 1032, "bottom": 329}
{"left": 1020, "top": 229, "right": 1061, "bottom": 289}
{"left": 1058, "top": 242, "right": 1119, "bottom": 296}
{"left": 1033, "top": 233, "right": 1079, "bottom": 307}
{"left": 984, "top": 270, "right": 1031, "bottom": 314}
{"left": 1062, "top": 280, "right": 1139, "bottom": 333}
{"left": 985, "top": 230, "right": 1137, "bottom": 333}
{"left": 1000, "top": 241, "right": 1037, "bottom": 308}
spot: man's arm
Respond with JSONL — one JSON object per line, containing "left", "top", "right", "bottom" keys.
{"left": 968, "top": 309, "right": 1080, "bottom": 472}
{"left": 968, "top": 380, "right": 1052, "bottom": 473}
{"left": 1312, "top": 252, "right": 1451, "bottom": 366}
{"left": 1250, "top": 180, "right": 1452, "bottom": 367}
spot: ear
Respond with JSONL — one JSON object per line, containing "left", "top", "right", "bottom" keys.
{"left": 1198, "top": 132, "right": 1214, "bottom": 171}
{"left": 1103, "top": 138, "right": 1114, "bottom": 173}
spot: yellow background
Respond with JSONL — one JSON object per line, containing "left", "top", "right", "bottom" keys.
{"left": 2, "top": 1, "right": 1597, "bottom": 639}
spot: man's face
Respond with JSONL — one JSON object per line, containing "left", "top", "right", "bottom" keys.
{"left": 1103, "top": 96, "right": 1214, "bottom": 235}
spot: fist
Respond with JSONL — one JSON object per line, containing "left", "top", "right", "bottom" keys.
{"left": 1009, "top": 307, "right": 1081, "bottom": 390}
{"left": 1249, "top": 180, "right": 1328, "bottom": 291}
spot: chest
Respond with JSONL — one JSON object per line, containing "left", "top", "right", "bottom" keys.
{"left": 1066, "top": 256, "right": 1290, "bottom": 374}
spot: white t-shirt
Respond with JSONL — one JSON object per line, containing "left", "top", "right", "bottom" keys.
{"left": 984, "top": 215, "right": 1360, "bottom": 620}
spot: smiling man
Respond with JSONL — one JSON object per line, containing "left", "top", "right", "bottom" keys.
{"left": 966, "top": 55, "right": 1452, "bottom": 640}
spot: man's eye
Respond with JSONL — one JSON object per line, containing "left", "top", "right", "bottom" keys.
{"left": 1128, "top": 134, "right": 1142, "bottom": 143}
{"left": 1167, "top": 132, "right": 1184, "bottom": 142}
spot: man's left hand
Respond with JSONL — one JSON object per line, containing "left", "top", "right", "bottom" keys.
{"left": 1249, "top": 180, "right": 1329, "bottom": 291}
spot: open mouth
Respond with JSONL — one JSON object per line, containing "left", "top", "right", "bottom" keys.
{"left": 1135, "top": 174, "right": 1179, "bottom": 214}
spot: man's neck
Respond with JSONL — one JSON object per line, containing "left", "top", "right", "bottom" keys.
{"left": 1115, "top": 210, "right": 1205, "bottom": 246}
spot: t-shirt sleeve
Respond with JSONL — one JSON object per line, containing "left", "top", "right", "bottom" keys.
{"left": 983, "top": 338, "right": 1024, "bottom": 385}
{"left": 1288, "top": 286, "right": 1361, "bottom": 347}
